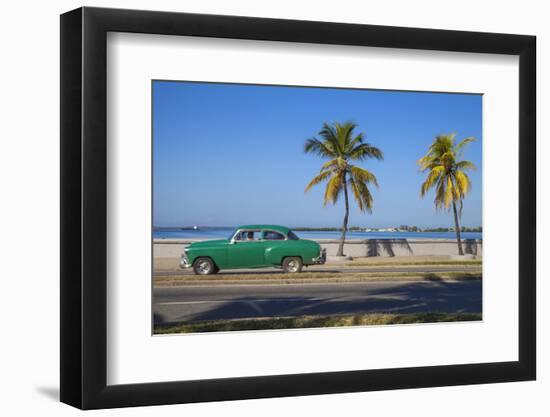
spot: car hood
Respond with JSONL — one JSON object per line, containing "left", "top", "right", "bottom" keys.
{"left": 187, "top": 239, "right": 228, "bottom": 248}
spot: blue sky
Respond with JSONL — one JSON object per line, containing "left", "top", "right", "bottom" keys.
{"left": 153, "top": 81, "right": 482, "bottom": 229}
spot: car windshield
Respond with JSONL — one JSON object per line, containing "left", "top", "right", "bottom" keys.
{"left": 287, "top": 230, "right": 300, "bottom": 240}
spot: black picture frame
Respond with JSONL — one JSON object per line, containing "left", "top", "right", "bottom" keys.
{"left": 60, "top": 6, "right": 536, "bottom": 410}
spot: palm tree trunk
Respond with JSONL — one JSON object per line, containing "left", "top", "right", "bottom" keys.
{"left": 451, "top": 199, "right": 464, "bottom": 255}
{"left": 337, "top": 175, "right": 350, "bottom": 257}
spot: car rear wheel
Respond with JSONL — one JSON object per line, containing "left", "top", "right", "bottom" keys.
{"left": 193, "top": 257, "right": 217, "bottom": 275}
{"left": 282, "top": 257, "right": 303, "bottom": 273}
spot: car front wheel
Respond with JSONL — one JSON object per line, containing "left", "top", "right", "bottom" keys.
{"left": 193, "top": 257, "right": 217, "bottom": 275}
{"left": 282, "top": 257, "right": 303, "bottom": 273}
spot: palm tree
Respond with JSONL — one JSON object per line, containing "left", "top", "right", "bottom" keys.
{"left": 304, "top": 122, "right": 383, "bottom": 257}
{"left": 418, "top": 133, "right": 477, "bottom": 255}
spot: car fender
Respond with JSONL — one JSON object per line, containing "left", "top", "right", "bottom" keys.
{"left": 187, "top": 246, "right": 228, "bottom": 268}
{"left": 264, "top": 243, "right": 307, "bottom": 266}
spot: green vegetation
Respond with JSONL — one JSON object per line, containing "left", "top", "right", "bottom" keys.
{"left": 418, "top": 134, "right": 477, "bottom": 255}
{"left": 154, "top": 312, "right": 482, "bottom": 334}
{"left": 423, "top": 226, "right": 482, "bottom": 233}
{"left": 304, "top": 122, "right": 383, "bottom": 257}
{"left": 398, "top": 225, "right": 421, "bottom": 232}
{"left": 154, "top": 271, "right": 481, "bottom": 286}
{"left": 293, "top": 226, "right": 366, "bottom": 232}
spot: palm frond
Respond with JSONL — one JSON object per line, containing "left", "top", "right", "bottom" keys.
{"left": 349, "top": 143, "right": 384, "bottom": 161}
{"left": 304, "top": 138, "right": 335, "bottom": 157}
{"left": 434, "top": 134, "right": 455, "bottom": 151}
{"left": 454, "top": 170, "right": 471, "bottom": 196}
{"left": 417, "top": 154, "right": 436, "bottom": 172}
{"left": 444, "top": 176, "right": 454, "bottom": 208}
{"left": 319, "top": 123, "right": 343, "bottom": 156}
{"left": 304, "top": 170, "right": 332, "bottom": 193}
{"left": 349, "top": 177, "right": 374, "bottom": 213}
{"left": 350, "top": 179, "right": 373, "bottom": 213}
{"left": 349, "top": 166, "right": 379, "bottom": 187}
{"left": 420, "top": 165, "right": 444, "bottom": 196}
{"left": 320, "top": 158, "right": 345, "bottom": 173}
{"left": 348, "top": 132, "right": 364, "bottom": 149}
{"left": 419, "top": 133, "right": 477, "bottom": 213}
{"left": 304, "top": 121, "right": 382, "bottom": 214}
{"left": 334, "top": 122, "right": 355, "bottom": 151}
{"left": 434, "top": 176, "right": 447, "bottom": 210}
{"left": 455, "top": 137, "right": 476, "bottom": 157}
{"left": 323, "top": 173, "right": 344, "bottom": 205}
{"left": 455, "top": 160, "right": 476, "bottom": 171}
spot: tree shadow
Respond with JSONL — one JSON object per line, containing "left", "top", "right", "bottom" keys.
{"left": 154, "top": 312, "right": 167, "bottom": 325}
{"left": 366, "top": 239, "right": 413, "bottom": 257}
{"left": 423, "top": 273, "right": 444, "bottom": 281}
{"left": 464, "top": 239, "right": 480, "bottom": 256}
{"left": 156, "top": 281, "right": 482, "bottom": 325}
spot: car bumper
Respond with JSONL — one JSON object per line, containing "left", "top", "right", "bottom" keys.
{"left": 312, "top": 249, "right": 326, "bottom": 265}
{"left": 179, "top": 252, "right": 192, "bottom": 269}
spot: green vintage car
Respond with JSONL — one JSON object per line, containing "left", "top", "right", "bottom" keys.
{"left": 180, "top": 225, "right": 326, "bottom": 275}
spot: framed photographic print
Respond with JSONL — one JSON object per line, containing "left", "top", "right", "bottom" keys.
{"left": 60, "top": 6, "right": 536, "bottom": 409}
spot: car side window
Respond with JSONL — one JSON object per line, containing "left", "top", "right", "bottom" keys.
{"left": 287, "top": 231, "right": 300, "bottom": 240}
{"left": 264, "top": 231, "right": 285, "bottom": 240}
{"left": 236, "top": 230, "right": 261, "bottom": 241}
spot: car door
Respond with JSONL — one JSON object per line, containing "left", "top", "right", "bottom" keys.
{"left": 226, "top": 230, "right": 267, "bottom": 268}
{"left": 262, "top": 230, "right": 287, "bottom": 265}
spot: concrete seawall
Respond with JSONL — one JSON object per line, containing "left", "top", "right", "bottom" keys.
{"left": 154, "top": 238, "right": 482, "bottom": 258}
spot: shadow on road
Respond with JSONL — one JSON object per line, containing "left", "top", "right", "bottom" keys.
{"left": 154, "top": 281, "right": 482, "bottom": 325}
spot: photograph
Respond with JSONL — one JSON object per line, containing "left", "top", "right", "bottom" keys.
{"left": 152, "top": 80, "right": 483, "bottom": 334}
{"left": 50, "top": 2, "right": 540, "bottom": 412}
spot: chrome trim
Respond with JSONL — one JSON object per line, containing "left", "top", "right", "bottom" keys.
{"left": 286, "top": 259, "right": 300, "bottom": 272}
{"left": 196, "top": 259, "right": 212, "bottom": 274}
{"left": 312, "top": 248, "right": 327, "bottom": 264}
{"left": 179, "top": 251, "right": 192, "bottom": 269}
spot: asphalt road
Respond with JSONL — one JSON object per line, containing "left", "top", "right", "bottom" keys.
{"left": 155, "top": 265, "right": 481, "bottom": 276}
{"left": 153, "top": 280, "right": 482, "bottom": 324}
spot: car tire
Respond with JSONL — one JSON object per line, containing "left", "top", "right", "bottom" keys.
{"left": 193, "top": 257, "right": 216, "bottom": 275}
{"left": 282, "top": 257, "right": 303, "bottom": 273}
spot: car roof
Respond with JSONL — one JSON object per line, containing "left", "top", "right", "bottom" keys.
{"left": 236, "top": 225, "right": 291, "bottom": 234}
